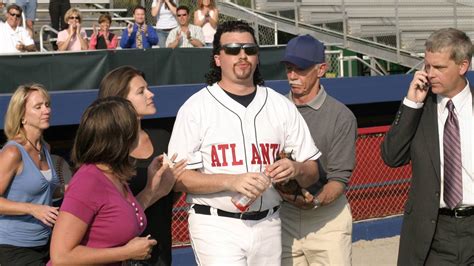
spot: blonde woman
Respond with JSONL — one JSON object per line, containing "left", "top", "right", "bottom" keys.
{"left": 57, "top": 8, "right": 88, "bottom": 51}
{"left": 0, "top": 84, "right": 60, "bottom": 265}
{"left": 193, "top": 0, "right": 218, "bottom": 46}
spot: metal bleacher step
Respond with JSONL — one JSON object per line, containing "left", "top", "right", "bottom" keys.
{"left": 252, "top": 0, "right": 474, "bottom": 54}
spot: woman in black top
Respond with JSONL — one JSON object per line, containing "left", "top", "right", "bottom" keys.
{"left": 99, "top": 66, "right": 186, "bottom": 266}
{"left": 89, "top": 14, "right": 118, "bottom": 50}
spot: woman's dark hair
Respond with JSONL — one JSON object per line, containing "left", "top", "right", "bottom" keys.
{"left": 71, "top": 97, "right": 138, "bottom": 181}
{"left": 98, "top": 66, "right": 145, "bottom": 98}
{"left": 98, "top": 13, "right": 112, "bottom": 24}
{"left": 205, "top": 20, "right": 264, "bottom": 86}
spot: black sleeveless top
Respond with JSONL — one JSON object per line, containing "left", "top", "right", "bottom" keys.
{"left": 129, "top": 128, "right": 174, "bottom": 266}
{"left": 94, "top": 33, "right": 115, "bottom": 49}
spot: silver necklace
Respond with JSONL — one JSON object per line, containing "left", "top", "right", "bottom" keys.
{"left": 25, "top": 137, "right": 43, "bottom": 161}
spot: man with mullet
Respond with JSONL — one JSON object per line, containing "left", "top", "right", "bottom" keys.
{"left": 168, "top": 21, "right": 321, "bottom": 265}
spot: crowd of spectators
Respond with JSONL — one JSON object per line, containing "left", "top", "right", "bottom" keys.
{"left": 0, "top": 67, "right": 187, "bottom": 265}
{"left": 0, "top": 0, "right": 219, "bottom": 53}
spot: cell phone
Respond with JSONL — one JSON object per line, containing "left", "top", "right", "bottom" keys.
{"left": 418, "top": 64, "right": 431, "bottom": 90}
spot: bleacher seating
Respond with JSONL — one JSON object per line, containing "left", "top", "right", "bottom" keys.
{"left": 255, "top": 0, "right": 474, "bottom": 53}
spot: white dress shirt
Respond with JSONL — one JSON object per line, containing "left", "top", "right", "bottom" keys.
{"left": 403, "top": 81, "right": 474, "bottom": 207}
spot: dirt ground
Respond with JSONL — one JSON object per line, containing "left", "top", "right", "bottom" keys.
{"left": 352, "top": 236, "right": 400, "bottom": 265}
{"left": 171, "top": 235, "right": 401, "bottom": 266}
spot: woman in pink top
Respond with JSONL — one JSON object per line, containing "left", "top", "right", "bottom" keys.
{"left": 57, "top": 8, "right": 88, "bottom": 51}
{"left": 49, "top": 97, "right": 186, "bottom": 265}
{"left": 193, "top": 0, "right": 218, "bottom": 46}
{"left": 89, "top": 14, "right": 118, "bottom": 50}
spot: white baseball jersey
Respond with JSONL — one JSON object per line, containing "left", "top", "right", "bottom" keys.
{"left": 168, "top": 83, "right": 321, "bottom": 212}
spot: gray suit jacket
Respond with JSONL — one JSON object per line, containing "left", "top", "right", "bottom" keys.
{"left": 381, "top": 91, "right": 441, "bottom": 265}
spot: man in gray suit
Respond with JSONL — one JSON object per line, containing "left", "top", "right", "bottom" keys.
{"left": 382, "top": 28, "right": 473, "bottom": 265}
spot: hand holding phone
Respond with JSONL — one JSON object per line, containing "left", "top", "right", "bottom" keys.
{"left": 407, "top": 68, "right": 430, "bottom": 103}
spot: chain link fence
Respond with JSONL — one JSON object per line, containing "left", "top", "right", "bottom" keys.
{"left": 171, "top": 195, "right": 191, "bottom": 247}
{"left": 325, "top": 50, "right": 343, "bottom": 78}
{"left": 171, "top": 125, "right": 412, "bottom": 247}
{"left": 347, "top": 126, "right": 411, "bottom": 221}
{"left": 217, "top": 13, "right": 277, "bottom": 46}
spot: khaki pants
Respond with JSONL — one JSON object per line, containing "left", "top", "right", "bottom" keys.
{"left": 281, "top": 195, "right": 352, "bottom": 266}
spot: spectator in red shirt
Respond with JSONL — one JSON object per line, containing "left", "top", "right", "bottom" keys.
{"left": 89, "top": 14, "right": 118, "bottom": 50}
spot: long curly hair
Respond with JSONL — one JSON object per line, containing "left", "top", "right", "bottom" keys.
{"left": 205, "top": 20, "right": 264, "bottom": 86}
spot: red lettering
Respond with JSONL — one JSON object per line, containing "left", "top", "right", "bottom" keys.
{"left": 271, "top": 144, "right": 280, "bottom": 162}
{"left": 211, "top": 145, "right": 221, "bottom": 167}
{"left": 217, "top": 144, "right": 229, "bottom": 166}
{"left": 251, "top": 144, "right": 262, "bottom": 164}
{"left": 259, "top": 143, "right": 271, "bottom": 164}
{"left": 230, "top": 143, "right": 243, "bottom": 166}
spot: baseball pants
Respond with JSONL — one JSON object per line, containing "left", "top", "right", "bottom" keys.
{"left": 188, "top": 209, "right": 281, "bottom": 266}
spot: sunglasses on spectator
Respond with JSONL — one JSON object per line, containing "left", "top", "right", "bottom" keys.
{"left": 69, "top": 16, "right": 80, "bottom": 20}
{"left": 220, "top": 43, "right": 259, "bottom": 56}
{"left": 9, "top": 12, "right": 21, "bottom": 18}
{"left": 177, "top": 13, "right": 188, "bottom": 17}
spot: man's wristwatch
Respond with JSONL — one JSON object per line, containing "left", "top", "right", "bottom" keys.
{"left": 312, "top": 197, "right": 321, "bottom": 209}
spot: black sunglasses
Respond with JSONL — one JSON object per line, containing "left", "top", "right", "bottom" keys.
{"left": 69, "top": 16, "right": 80, "bottom": 20}
{"left": 220, "top": 43, "right": 259, "bottom": 56}
{"left": 9, "top": 12, "right": 21, "bottom": 18}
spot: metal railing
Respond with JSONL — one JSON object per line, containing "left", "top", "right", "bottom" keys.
{"left": 21, "top": 12, "right": 26, "bottom": 29}
{"left": 220, "top": 2, "right": 424, "bottom": 68}
{"left": 39, "top": 25, "right": 58, "bottom": 52}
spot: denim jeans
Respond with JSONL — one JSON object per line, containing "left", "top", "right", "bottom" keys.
{"left": 156, "top": 29, "right": 171, "bottom": 48}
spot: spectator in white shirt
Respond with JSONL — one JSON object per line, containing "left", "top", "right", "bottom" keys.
{"left": 151, "top": 0, "right": 178, "bottom": 48}
{"left": 0, "top": 4, "right": 36, "bottom": 53}
{"left": 165, "top": 5, "right": 204, "bottom": 48}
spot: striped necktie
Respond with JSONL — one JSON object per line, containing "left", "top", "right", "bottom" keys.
{"left": 443, "top": 100, "right": 463, "bottom": 209}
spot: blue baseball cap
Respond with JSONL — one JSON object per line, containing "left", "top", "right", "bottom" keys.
{"left": 281, "top": 35, "right": 325, "bottom": 69}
